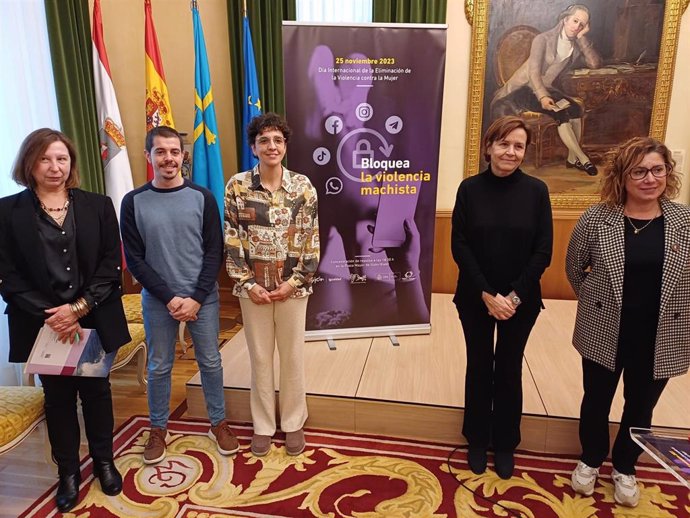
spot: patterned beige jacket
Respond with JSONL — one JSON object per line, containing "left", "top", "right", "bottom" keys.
{"left": 566, "top": 198, "right": 690, "bottom": 379}
{"left": 224, "top": 166, "right": 320, "bottom": 298}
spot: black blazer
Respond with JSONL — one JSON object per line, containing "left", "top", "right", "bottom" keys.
{"left": 0, "top": 188, "right": 130, "bottom": 363}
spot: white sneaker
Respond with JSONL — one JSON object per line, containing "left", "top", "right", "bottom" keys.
{"left": 611, "top": 469, "right": 640, "bottom": 507}
{"left": 571, "top": 461, "right": 599, "bottom": 496}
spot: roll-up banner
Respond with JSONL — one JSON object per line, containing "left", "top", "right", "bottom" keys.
{"left": 283, "top": 22, "right": 447, "bottom": 340}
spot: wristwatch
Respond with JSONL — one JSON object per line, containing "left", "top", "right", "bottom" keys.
{"left": 511, "top": 294, "right": 522, "bottom": 306}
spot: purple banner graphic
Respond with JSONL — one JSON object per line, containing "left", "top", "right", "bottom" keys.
{"left": 283, "top": 23, "right": 447, "bottom": 338}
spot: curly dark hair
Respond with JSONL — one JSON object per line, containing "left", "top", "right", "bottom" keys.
{"left": 246, "top": 112, "right": 292, "bottom": 145}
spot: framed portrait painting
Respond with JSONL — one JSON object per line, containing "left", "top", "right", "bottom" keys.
{"left": 463, "top": 0, "right": 689, "bottom": 210}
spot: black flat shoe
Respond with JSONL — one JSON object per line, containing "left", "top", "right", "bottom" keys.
{"left": 93, "top": 459, "right": 122, "bottom": 496}
{"left": 582, "top": 161, "right": 598, "bottom": 176}
{"left": 566, "top": 158, "right": 598, "bottom": 176}
{"left": 467, "top": 446, "right": 488, "bottom": 475}
{"left": 494, "top": 450, "right": 515, "bottom": 480}
{"left": 56, "top": 472, "right": 81, "bottom": 512}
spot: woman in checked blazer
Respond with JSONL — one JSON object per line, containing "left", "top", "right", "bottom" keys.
{"left": 566, "top": 137, "right": 690, "bottom": 508}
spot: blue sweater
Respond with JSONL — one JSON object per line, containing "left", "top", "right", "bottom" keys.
{"left": 120, "top": 180, "right": 222, "bottom": 305}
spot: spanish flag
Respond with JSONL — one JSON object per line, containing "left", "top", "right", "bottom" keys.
{"left": 144, "top": 0, "right": 174, "bottom": 181}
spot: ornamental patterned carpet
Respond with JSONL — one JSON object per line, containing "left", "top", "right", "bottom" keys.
{"left": 21, "top": 416, "right": 690, "bottom": 518}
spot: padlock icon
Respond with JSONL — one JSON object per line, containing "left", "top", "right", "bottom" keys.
{"left": 352, "top": 139, "right": 374, "bottom": 168}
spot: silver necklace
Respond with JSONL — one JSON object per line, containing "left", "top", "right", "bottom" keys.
{"left": 625, "top": 214, "right": 657, "bottom": 235}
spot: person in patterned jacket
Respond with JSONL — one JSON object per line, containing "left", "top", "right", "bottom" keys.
{"left": 225, "top": 113, "right": 320, "bottom": 457}
{"left": 567, "top": 137, "right": 690, "bottom": 507}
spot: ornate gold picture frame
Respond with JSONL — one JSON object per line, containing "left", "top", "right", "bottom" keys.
{"left": 463, "top": 0, "right": 688, "bottom": 211}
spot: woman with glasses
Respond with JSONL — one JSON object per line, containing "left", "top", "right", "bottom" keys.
{"left": 567, "top": 137, "right": 690, "bottom": 507}
{"left": 225, "top": 113, "right": 319, "bottom": 457}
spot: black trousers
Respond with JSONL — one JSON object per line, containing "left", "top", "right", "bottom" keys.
{"left": 458, "top": 301, "right": 541, "bottom": 451}
{"left": 39, "top": 375, "right": 115, "bottom": 476}
{"left": 579, "top": 358, "right": 668, "bottom": 475}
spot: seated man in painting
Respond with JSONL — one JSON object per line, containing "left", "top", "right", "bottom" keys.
{"left": 491, "top": 4, "right": 602, "bottom": 176}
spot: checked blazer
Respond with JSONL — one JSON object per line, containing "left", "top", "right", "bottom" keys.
{"left": 566, "top": 199, "right": 690, "bottom": 379}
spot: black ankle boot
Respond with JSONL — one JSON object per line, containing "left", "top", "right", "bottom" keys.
{"left": 93, "top": 459, "right": 122, "bottom": 496}
{"left": 56, "top": 472, "right": 81, "bottom": 512}
{"left": 494, "top": 450, "right": 515, "bottom": 480}
{"left": 467, "top": 446, "right": 488, "bottom": 475}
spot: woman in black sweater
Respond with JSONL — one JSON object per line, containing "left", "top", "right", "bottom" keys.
{"left": 451, "top": 116, "right": 553, "bottom": 478}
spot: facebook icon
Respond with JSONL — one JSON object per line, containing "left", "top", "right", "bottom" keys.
{"left": 325, "top": 115, "right": 344, "bottom": 135}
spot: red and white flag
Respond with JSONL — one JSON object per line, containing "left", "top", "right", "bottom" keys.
{"left": 92, "top": 0, "right": 133, "bottom": 223}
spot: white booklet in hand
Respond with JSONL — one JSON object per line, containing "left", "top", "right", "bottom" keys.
{"left": 552, "top": 98, "right": 571, "bottom": 112}
{"left": 24, "top": 326, "right": 116, "bottom": 377}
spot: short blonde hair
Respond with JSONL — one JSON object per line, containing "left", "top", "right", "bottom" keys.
{"left": 11, "top": 128, "right": 80, "bottom": 190}
{"left": 600, "top": 137, "right": 680, "bottom": 206}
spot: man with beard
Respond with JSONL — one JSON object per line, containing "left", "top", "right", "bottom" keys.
{"left": 121, "top": 126, "right": 238, "bottom": 464}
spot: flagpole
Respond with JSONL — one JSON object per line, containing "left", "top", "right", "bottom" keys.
{"left": 243, "top": 0, "right": 247, "bottom": 18}
{"left": 241, "top": 0, "right": 261, "bottom": 170}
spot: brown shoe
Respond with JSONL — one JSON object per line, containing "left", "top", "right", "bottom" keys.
{"left": 143, "top": 428, "right": 168, "bottom": 464}
{"left": 286, "top": 429, "right": 305, "bottom": 456}
{"left": 251, "top": 434, "right": 272, "bottom": 457}
{"left": 209, "top": 420, "right": 239, "bottom": 455}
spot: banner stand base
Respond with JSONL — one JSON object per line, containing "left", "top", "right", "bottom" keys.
{"left": 305, "top": 323, "right": 431, "bottom": 342}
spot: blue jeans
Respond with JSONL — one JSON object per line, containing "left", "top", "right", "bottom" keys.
{"left": 142, "top": 289, "right": 225, "bottom": 428}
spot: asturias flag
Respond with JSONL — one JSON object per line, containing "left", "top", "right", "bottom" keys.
{"left": 192, "top": 2, "right": 224, "bottom": 224}
{"left": 242, "top": 14, "right": 261, "bottom": 171}
{"left": 91, "top": 0, "right": 133, "bottom": 225}
{"left": 145, "top": 0, "right": 175, "bottom": 181}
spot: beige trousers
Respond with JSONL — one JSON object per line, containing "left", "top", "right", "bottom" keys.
{"left": 239, "top": 297, "right": 309, "bottom": 435}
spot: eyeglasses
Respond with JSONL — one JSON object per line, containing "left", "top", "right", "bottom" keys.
{"left": 256, "top": 136, "right": 286, "bottom": 147}
{"left": 628, "top": 164, "right": 669, "bottom": 180}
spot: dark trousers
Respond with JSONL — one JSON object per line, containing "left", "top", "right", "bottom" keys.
{"left": 39, "top": 375, "right": 115, "bottom": 475}
{"left": 579, "top": 358, "right": 668, "bottom": 475}
{"left": 458, "top": 301, "right": 541, "bottom": 451}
